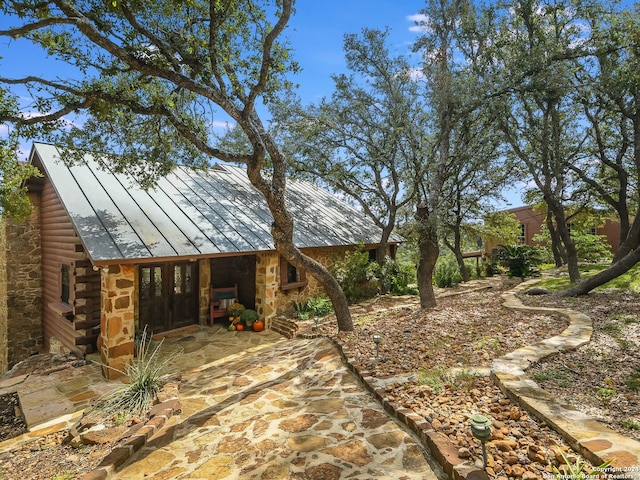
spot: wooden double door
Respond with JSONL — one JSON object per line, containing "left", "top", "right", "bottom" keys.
{"left": 139, "top": 261, "right": 199, "bottom": 333}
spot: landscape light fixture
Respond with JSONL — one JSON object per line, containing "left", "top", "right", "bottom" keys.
{"left": 469, "top": 414, "right": 492, "bottom": 468}
{"left": 313, "top": 317, "right": 319, "bottom": 331}
{"left": 372, "top": 333, "right": 382, "bottom": 361}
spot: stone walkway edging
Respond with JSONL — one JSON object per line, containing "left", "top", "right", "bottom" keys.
{"left": 317, "top": 279, "right": 640, "bottom": 479}
{"left": 324, "top": 334, "right": 489, "bottom": 480}
{"left": 493, "top": 279, "right": 640, "bottom": 468}
{"left": 79, "top": 397, "right": 182, "bottom": 480}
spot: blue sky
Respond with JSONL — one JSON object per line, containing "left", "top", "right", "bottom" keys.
{"left": 0, "top": 1, "right": 426, "bottom": 147}
{"left": 286, "top": 1, "right": 425, "bottom": 101}
{"left": 0, "top": 1, "right": 522, "bottom": 206}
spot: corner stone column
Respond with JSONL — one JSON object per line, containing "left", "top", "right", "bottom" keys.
{"left": 0, "top": 224, "right": 8, "bottom": 375}
{"left": 199, "top": 259, "right": 211, "bottom": 325}
{"left": 255, "top": 252, "right": 279, "bottom": 330}
{"left": 100, "top": 265, "right": 135, "bottom": 380}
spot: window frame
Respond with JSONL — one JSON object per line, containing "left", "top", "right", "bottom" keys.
{"left": 279, "top": 257, "right": 308, "bottom": 291}
{"left": 518, "top": 224, "right": 526, "bottom": 244}
{"left": 61, "top": 263, "right": 71, "bottom": 305}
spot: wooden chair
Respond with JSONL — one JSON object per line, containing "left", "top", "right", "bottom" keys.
{"left": 209, "top": 284, "right": 238, "bottom": 325}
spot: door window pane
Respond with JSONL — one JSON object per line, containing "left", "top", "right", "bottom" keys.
{"left": 154, "top": 267, "right": 163, "bottom": 297}
{"left": 141, "top": 267, "right": 151, "bottom": 300}
{"left": 185, "top": 264, "right": 192, "bottom": 294}
{"left": 174, "top": 265, "right": 182, "bottom": 294}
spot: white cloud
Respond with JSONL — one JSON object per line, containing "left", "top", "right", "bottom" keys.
{"left": 210, "top": 120, "right": 234, "bottom": 130}
{"left": 408, "top": 67, "right": 425, "bottom": 81}
{"left": 407, "top": 13, "right": 431, "bottom": 33}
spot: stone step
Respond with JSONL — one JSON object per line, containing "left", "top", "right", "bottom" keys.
{"left": 270, "top": 318, "right": 299, "bottom": 339}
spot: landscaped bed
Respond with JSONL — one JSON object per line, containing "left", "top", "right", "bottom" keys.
{"left": 299, "top": 280, "right": 639, "bottom": 478}
{"left": 1, "top": 276, "right": 637, "bottom": 479}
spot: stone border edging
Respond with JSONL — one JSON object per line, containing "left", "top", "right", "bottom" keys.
{"left": 308, "top": 280, "right": 640, "bottom": 479}
{"left": 80, "top": 397, "right": 181, "bottom": 480}
{"left": 493, "top": 279, "right": 640, "bottom": 468}
{"left": 325, "top": 334, "right": 486, "bottom": 480}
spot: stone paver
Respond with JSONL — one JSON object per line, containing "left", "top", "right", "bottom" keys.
{"left": 1, "top": 325, "right": 442, "bottom": 479}
{"left": 117, "top": 334, "right": 440, "bottom": 479}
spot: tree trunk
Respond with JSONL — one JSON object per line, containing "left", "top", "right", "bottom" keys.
{"left": 375, "top": 221, "right": 395, "bottom": 265}
{"left": 416, "top": 205, "right": 439, "bottom": 308}
{"left": 613, "top": 215, "right": 640, "bottom": 263}
{"left": 269, "top": 205, "right": 354, "bottom": 331}
{"left": 560, "top": 247, "right": 640, "bottom": 297}
{"left": 547, "top": 199, "right": 580, "bottom": 282}
{"left": 245, "top": 131, "right": 354, "bottom": 331}
{"left": 546, "top": 211, "right": 566, "bottom": 266}
{"left": 445, "top": 235, "right": 470, "bottom": 282}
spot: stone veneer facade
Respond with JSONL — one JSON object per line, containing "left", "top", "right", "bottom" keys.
{"left": 254, "top": 252, "right": 280, "bottom": 330}
{"left": 1, "top": 193, "right": 44, "bottom": 372}
{"left": 199, "top": 259, "right": 211, "bottom": 324}
{"left": 275, "top": 246, "right": 351, "bottom": 315}
{"left": 0, "top": 222, "right": 7, "bottom": 375}
{"left": 100, "top": 265, "right": 135, "bottom": 380}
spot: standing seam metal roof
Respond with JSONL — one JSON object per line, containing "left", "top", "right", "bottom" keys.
{"left": 31, "top": 142, "right": 403, "bottom": 263}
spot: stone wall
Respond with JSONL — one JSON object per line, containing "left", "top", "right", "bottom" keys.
{"left": 3, "top": 193, "right": 43, "bottom": 369}
{"left": 0, "top": 221, "right": 8, "bottom": 375}
{"left": 199, "top": 259, "right": 211, "bottom": 324}
{"left": 275, "top": 246, "right": 351, "bottom": 316}
{"left": 100, "top": 265, "right": 135, "bottom": 380}
{"left": 255, "top": 252, "right": 279, "bottom": 329}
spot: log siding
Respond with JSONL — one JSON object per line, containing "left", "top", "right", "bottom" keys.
{"left": 40, "top": 174, "right": 100, "bottom": 355}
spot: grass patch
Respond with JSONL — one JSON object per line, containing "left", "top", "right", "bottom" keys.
{"left": 626, "top": 372, "right": 640, "bottom": 392}
{"left": 418, "top": 367, "right": 447, "bottom": 393}
{"left": 596, "top": 387, "right": 615, "bottom": 400}
{"left": 417, "top": 367, "right": 481, "bottom": 393}
{"left": 476, "top": 337, "right": 500, "bottom": 350}
{"left": 621, "top": 420, "right": 640, "bottom": 430}
{"left": 609, "top": 312, "right": 640, "bottom": 324}
{"left": 532, "top": 367, "right": 572, "bottom": 386}
{"left": 602, "top": 322, "right": 623, "bottom": 334}
{"left": 532, "top": 263, "right": 640, "bottom": 292}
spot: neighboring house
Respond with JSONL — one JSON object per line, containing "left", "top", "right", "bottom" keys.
{"left": 0, "top": 143, "right": 403, "bottom": 378}
{"left": 493, "top": 205, "right": 621, "bottom": 252}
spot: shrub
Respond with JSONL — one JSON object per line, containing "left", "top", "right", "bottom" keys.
{"left": 379, "top": 256, "right": 417, "bottom": 295}
{"left": 292, "top": 296, "right": 333, "bottom": 319}
{"left": 433, "top": 256, "right": 462, "bottom": 288}
{"left": 305, "top": 295, "right": 333, "bottom": 317}
{"left": 572, "top": 233, "right": 613, "bottom": 262}
{"left": 291, "top": 300, "right": 310, "bottom": 320}
{"left": 492, "top": 244, "right": 543, "bottom": 278}
{"left": 330, "top": 245, "right": 380, "bottom": 302}
{"left": 94, "top": 327, "right": 175, "bottom": 419}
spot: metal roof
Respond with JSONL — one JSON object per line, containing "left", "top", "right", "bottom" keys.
{"left": 31, "top": 143, "right": 403, "bottom": 263}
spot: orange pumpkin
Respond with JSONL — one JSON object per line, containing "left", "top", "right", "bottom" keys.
{"left": 236, "top": 324, "right": 244, "bottom": 331}
{"left": 252, "top": 320, "right": 264, "bottom": 332}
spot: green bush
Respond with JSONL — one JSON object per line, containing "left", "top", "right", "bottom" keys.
{"left": 572, "top": 233, "right": 613, "bottom": 262}
{"left": 379, "top": 256, "right": 417, "bottom": 295}
{"left": 305, "top": 295, "right": 333, "bottom": 317}
{"left": 492, "top": 244, "right": 543, "bottom": 278}
{"left": 292, "top": 296, "right": 333, "bottom": 319}
{"left": 433, "top": 256, "right": 463, "bottom": 288}
{"left": 330, "top": 245, "right": 380, "bottom": 302}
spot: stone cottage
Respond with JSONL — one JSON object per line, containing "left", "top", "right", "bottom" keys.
{"left": 0, "top": 143, "right": 402, "bottom": 378}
